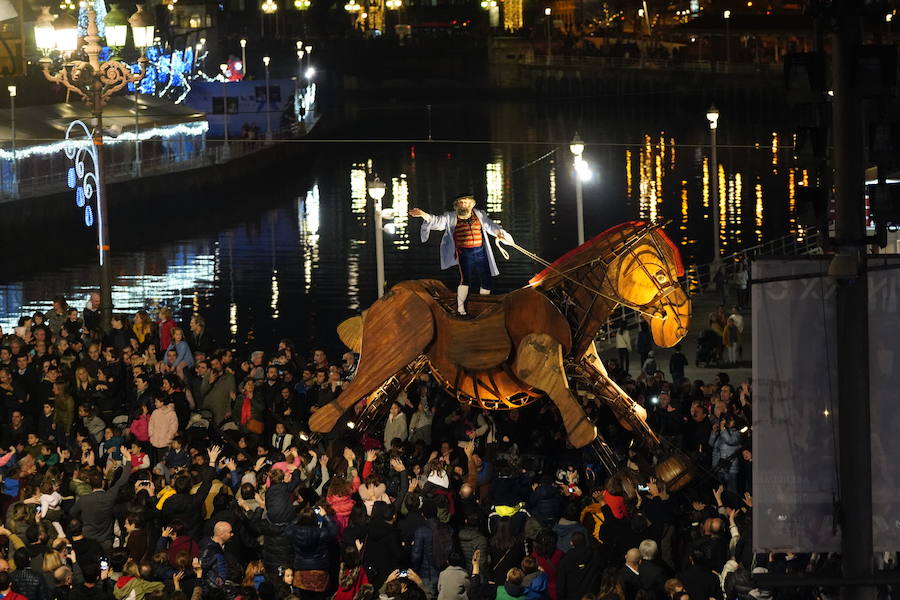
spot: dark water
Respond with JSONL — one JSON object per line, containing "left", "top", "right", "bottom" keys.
{"left": 1, "top": 95, "right": 804, "bottom": 353}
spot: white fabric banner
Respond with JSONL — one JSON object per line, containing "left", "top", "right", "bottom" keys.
{"left": 752, "top": 256, "right": 900, "bottom": 552}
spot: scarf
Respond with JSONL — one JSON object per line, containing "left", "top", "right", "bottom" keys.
{"left": 241, "top": 395, "right": 252, "bottom": 424}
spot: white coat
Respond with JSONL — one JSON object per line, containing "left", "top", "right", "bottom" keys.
{"left": 420, "top": 209, "right": 512, "bottom": 277}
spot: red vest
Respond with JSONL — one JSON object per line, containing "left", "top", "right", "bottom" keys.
{"left": 453, "top": 215, "right": 483, "bottom": 249}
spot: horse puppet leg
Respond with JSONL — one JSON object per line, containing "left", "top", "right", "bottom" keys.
{"left": 575, "top": 342, "right": 661, "bottom": 449}
{"left": 309, "top": 287, "right": 435, "bottom": 434}
{"left": 513, "top": 333, "right": 596, "bottom": 449}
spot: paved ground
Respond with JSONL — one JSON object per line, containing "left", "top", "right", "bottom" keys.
{"left": 596, "top": 288, "right": 752, "bottom": 386}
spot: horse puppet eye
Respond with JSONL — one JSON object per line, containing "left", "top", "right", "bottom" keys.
{"left": 654, "top": 270, "right": 668, "bottom": 284}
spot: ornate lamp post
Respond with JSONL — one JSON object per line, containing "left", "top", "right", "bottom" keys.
{"left": 37, "top": 5, "right": 149, "bottom": 332}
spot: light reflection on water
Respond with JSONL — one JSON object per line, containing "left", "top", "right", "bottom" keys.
{"left": 1, "top": 100, "right": 809, "bottom": 350}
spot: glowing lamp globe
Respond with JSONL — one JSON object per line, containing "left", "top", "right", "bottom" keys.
{"left": 35, "top": 7, "right": 57, "bottom": 54}
{"left": 569, "top": 132, "right": 584, "bottom": 157}
{"left": 104, "top": 4, "right": 129, "bottom": 48}
{"left": 706, "top": 104, "right": 720, "bottom": 130}
{"left": 368, "top": 178, "right": 386, "bottom": 201}
{"left": 53, "top": 12, "right": 78, "bottom": 53}
{"left": 128, "top": 4, "right": 156, "bottom": 49}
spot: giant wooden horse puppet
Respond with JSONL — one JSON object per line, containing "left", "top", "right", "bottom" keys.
{"left": 310, "top": 221, "right": 694, "bottom": 489}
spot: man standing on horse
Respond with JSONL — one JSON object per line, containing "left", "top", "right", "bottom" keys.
{"left": 409, "top": 194, "right": 513, "bottom": 315}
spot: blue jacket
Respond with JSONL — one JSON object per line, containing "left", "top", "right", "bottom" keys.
{"left": 199, "top": 537, "right": 227, "bottom": 592}
{"left": 523, "top": 571, "right": 548, "bottom": 600}
{"left": 168, "top": 340, "right": 195, "bottom": 368}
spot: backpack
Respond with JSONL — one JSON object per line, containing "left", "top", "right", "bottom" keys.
{"left": 431, "top": 522, "right": 455, "bottom": 571}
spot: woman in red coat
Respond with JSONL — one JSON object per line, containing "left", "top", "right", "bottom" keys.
{"left": 531, "top": 531, "right": 564, "bottom": 600}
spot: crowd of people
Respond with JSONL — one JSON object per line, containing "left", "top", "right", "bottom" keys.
{"left": 0, "top": 290, "right": 814, "bottom": 600}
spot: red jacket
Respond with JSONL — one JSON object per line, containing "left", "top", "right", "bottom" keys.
{"left": 0, "top": 590, "right": 29, "bottom": 600}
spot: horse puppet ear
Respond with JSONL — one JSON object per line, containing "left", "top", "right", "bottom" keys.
{"left": 337, "top": 312, "right": 366, "bottom": 354}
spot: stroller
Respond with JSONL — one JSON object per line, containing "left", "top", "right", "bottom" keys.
{"left": 696, "top": 329, "right": 721, "bottom": 368}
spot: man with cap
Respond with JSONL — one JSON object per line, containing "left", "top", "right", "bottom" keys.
{"left": 410, "top": 194, "right": 513, "bottom": 315}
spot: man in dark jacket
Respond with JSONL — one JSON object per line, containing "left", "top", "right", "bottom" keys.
{"left": 557, "top": 533, "right": 602, "bottom": 600}
{"left": 70, "top": 447, "right": 133, "bottom": 552}
{"left": 160, "top": 466, "right": 216, "bottom": 539}
{"left": 529, "top": 476, "right": 563, "bottom": 526}
{"left": 200, "top": 521, "right": 233, "bottom": 599}
{"left": 458, "top": 514, "right": 489, "bottom": 575}
{"left": 11, "top": 548, "right": 49, "bottom": 600}
{"left": 69, "top": 564, "right": 115, "bottom": 600}
{"left": 637, "top": 540, "right": 670, "bottom": 600}
{"left": 677, "top": 550, "right": 724, "bottom": 600}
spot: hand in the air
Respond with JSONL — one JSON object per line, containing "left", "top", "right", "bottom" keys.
{"left": 409, "top": 208, "right": 426, "bottom": 218}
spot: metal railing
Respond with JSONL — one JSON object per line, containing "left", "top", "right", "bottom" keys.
{"left": 595, "top": 228, "right": 823, "bottom": 343}
{"left": 7, "top": 125, "right": 305, "bottom": 202}
{"left": 519, "top": 55, "right": 782, "bottom": 75}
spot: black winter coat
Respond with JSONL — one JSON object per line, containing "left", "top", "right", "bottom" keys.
{"left": 557, "top": 545, "right": 603, "bottom": 600}
{"left": 363, "top": 519, "right": 403, "bottom": 588}
{"left": 287, "top": 518, "right": 338, "bottom": 571}
{"left": 251, "top": 513, "right": 296, "bottom": 572}
{"left": 529, "top": 485, "right": 563, "bottom": 526}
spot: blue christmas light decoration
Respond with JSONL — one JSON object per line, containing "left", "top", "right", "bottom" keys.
{"left": 63, "top": 120, "right": 99, "bottom": 232}
{"left": 127, "top": 44, "right": 197, "bottom": 102}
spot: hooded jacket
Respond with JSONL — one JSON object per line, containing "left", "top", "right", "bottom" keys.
{"left": 327, "top": 494, "right": 357, "bottom": 531}
{"left": 552, "top": 520, "right": 589, "bottom": 553}
{"left": 522, "top": 571, "right": 549, "bottom": 600}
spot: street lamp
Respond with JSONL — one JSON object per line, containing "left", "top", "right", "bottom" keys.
{"left": 7, "top": 85, "right": 16, "bottom": 199}
{"left": 240, "top": 38, "right": 247, "bottom": 77}
{"left": 544, "top": 8, "right": 552, "bottom": 66}
{"left": 706, "top": 104, "right": 721, "bottom": 267}
{"left": 367, "top": 176, "right": 388, "bottom": 298}
{"left": 723, "top": 10, "right": 731, "bottom": 63}
{"left": 263, "top": 56, "right": 272, "bottom": 141}
{"left": 570, "top": 132, "right": 592, "bottom": 245}
{"left": 220, "top": 63, "right": 231, "bottom": 158}
{"left": 129, "top": 4, "right": 154, "bottom": 178}
{"left": 38, "top": 5, "right": 149, "bottom": 333}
